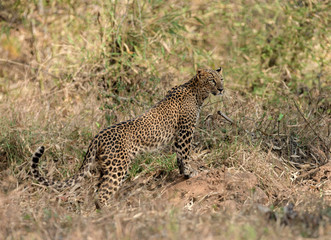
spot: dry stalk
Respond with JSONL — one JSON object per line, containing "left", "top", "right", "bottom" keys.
{"left": 292, "top": 99, "right": 330, "bottom": 155}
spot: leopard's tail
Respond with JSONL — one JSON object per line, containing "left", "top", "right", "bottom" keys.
{"left": 31, "top": 146, "right": 89, "bottom": 190}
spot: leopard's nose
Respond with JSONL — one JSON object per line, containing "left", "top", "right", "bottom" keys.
{"left": 218, "top": 88, "right": 224, "bottom": 93}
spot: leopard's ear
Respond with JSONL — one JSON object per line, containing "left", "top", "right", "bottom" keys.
{"left": 216, "top": 67, "right": 222, "bottom": 74}
{"left": 197, "top": 69, "right": 206, "bottom": 74}
{"left": 197, "top": 69, "right": 207, "bottom": 80}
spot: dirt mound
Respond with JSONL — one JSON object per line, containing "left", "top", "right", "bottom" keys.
{"left": 160, "top": 169, "right": 268, "bottom": 213}
{"left": 115, "top": 168, "right": 269, "bottom": 214}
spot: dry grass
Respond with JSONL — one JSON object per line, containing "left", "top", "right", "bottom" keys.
{"left": 0, "top": 0, "right": 330, "bottom": 239}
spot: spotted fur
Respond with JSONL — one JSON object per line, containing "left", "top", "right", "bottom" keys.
{"left": 31, "top": 67, "right": 224, "bottom": 206}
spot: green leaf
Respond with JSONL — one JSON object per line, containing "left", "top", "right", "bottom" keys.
{"left": 278, "top": 113, "right": 284, "bottom": 121}
{"left": 194, "top": 16, "right": 205, "bottom": 25}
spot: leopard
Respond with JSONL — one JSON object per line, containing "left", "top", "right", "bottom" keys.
{"left": 31, "top": 67, "right": 224, "bottom": 207}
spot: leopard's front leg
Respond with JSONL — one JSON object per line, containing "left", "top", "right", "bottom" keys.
{"left": 174, "top": 124, "right": 197, "bottom": 178}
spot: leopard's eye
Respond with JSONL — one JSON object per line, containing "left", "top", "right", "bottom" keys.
{"left": 210, "top": 79, "right": 216, "bottom": 86}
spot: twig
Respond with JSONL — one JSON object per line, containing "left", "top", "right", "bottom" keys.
{"left": 203, "top": 99, "right": 223, "bottom": 108}
{"left": 97, "top": 11, "right": 103, "bottom": 41}
{"left": 217, "top": 110, "right": 269, "bottom": 136}
{"left": 294, "top": 168, "right": 320, "bottom": 182}
{"left": 31, "top": 182, "right": 60, "bottom": 194}
{"left": 0, "top": 58, "right": 59, "bottom": 80}
{"left": 217, "top": 110, "right": 234, "bottom": 124}
{"left": 292, "top": 99, "right": 330, "bottom": 154}
{"left": 0, "top": 58, "right": 30, "bottom": 68}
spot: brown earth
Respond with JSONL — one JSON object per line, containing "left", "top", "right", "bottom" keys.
{"left": 161, "top": 169, "right": 268, "bottom": 212}
{"left": 112, "top": 162, "right": 330, "bottom": 214}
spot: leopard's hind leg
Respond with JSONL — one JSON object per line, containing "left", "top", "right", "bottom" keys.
{"left": 96, "top": 150, "right": 131, "bottom": 208}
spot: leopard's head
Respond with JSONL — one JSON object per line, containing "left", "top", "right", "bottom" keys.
{"left": 196, "top": 67, "right": 224, "bottom": 98}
